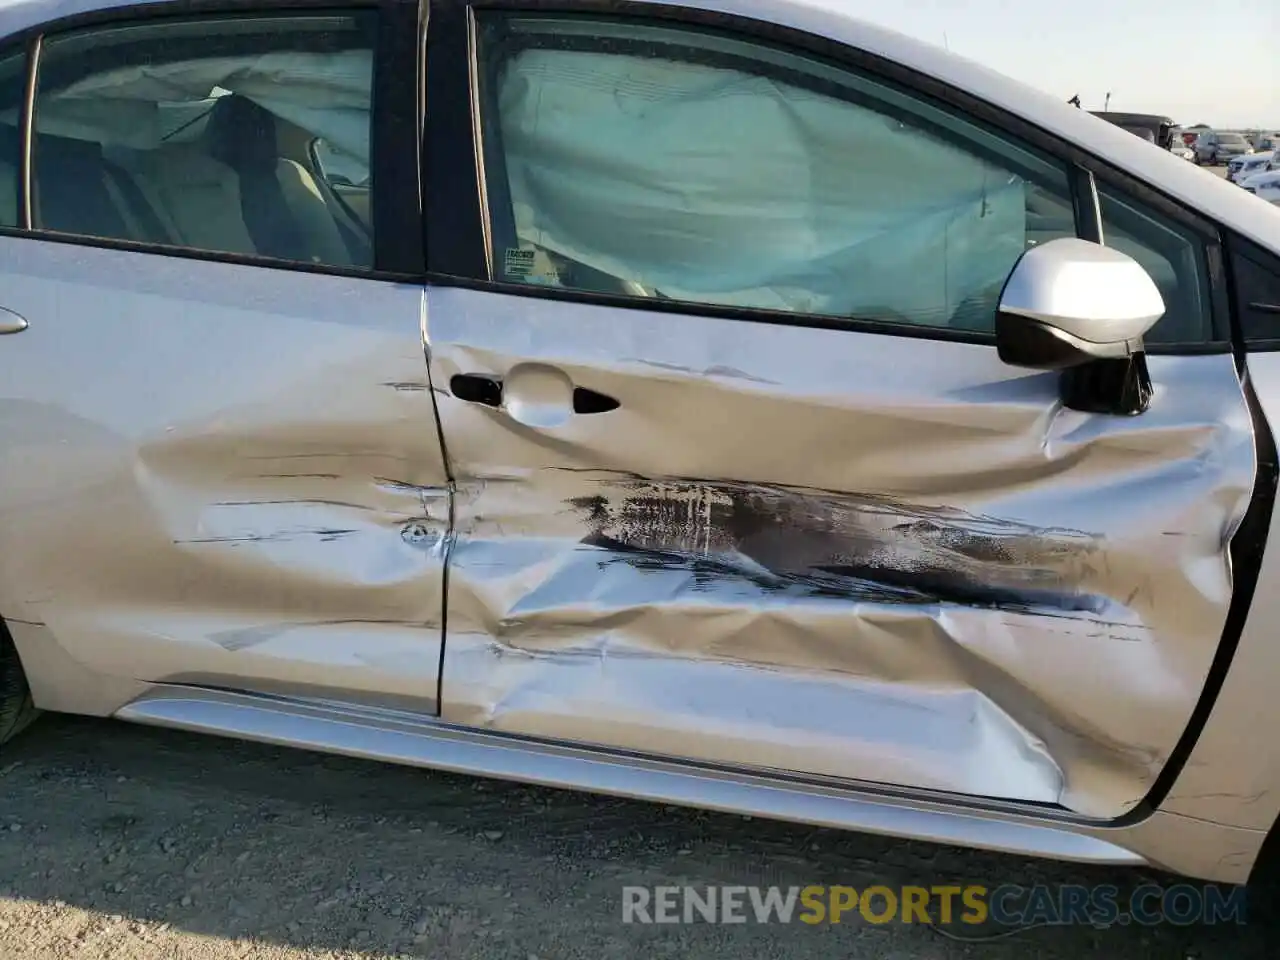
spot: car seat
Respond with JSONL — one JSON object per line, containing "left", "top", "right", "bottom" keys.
{"left": 204, "top": 94, "right": 352, "bottom": 265}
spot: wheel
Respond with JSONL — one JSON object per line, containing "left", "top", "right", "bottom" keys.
{"left": 0, "top": 621, "right": 38, "bottom": 747}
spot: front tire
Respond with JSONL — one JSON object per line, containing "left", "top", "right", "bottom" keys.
{"left": 0, "top": 622, "right": 38, "bottom": 747}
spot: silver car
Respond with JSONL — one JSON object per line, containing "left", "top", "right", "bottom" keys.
{"left": 1196, "top": 130, "right": 1254, "bottom": 165}
{"left": 1, "top": 0, "right": 1280, "bottom": 890}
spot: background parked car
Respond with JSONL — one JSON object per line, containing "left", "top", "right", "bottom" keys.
{"left": 1228, "top": 150, "right": 1278, "bottom": 182}
{"left": 1182, "top": 123, "right": 1212, "bottom": 147}
{"left": 1241, "top": 167, "right": 1280, "bottom": 204}
{"left": 1090, "top": 110, "right": 1176, "bottom": 149}
{"left": 1194, "top": 130, "right": 1254, "bottom": 165}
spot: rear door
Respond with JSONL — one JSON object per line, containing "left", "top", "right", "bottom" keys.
{"left": 425, "top": 7, "right": 1256, "bottom": 819}
{"left": 0, "top": 3, "right": 450, "bottom": 713}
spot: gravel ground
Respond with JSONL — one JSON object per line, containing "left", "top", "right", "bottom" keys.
{"left": 0, "top": 714, "right": 1274, "bottom": 960}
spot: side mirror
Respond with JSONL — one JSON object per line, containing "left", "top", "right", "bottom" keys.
{"left": 995, "top": 237, "right": 1165, "bottom": 370}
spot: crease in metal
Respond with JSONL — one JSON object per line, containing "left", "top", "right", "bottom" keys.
{"left": 420, "top": 285, "right": 460, "bottom": 714}
{"left": 426, "top": 286, "right": 1255, "bottom": 821}
{"left": 0, "top": 247, "right": 452, "bottom": 712}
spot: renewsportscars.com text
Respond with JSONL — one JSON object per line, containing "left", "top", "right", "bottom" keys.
{"left": 621, "top": 883, "right": 1247, "bottom": 927}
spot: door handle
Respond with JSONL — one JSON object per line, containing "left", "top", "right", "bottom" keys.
{"left": 450, "top": 373, "right": 503, "bottom": 407}
{"left": 450, "top": 369, "right": 619, "bottom": 421}
{"left": 572, "top": 386, "right": 619, "bottom": 414}
{"left": 0, "top": 307, "right": 28, "bottom": 334}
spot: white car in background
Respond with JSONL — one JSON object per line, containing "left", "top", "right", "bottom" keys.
{"left": 1170, "top": 140, "right": 1195, "bottom": 161}
{"left": 1241, "top": 168, "right": 1280, "bottom": 204}
{"left": 1228, "top": 151, "right": 1277, "bottom": 183}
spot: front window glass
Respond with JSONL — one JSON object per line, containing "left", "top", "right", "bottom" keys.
{"left": 1098, "top": 184, "right": 1212, "bottom": 343}
{"left": 474, "top": 13, "right": 1076, "bottom": 335}
{"left": 473, "top": 13, "right": 1212, "bottom": 344}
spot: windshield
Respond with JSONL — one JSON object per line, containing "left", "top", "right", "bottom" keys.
{"left": 1220, "top": 134, "right": 1247, "bottom": 145}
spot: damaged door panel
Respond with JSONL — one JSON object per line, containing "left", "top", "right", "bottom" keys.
{"left": 0, "top": 239, "right": 451, "bottom": 714}
{"left": 427, "top": 286, "right": 1255, "bottom": 820}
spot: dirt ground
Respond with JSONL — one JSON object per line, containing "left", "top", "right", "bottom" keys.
{"left": 0, "top": 714, "right": 1272, "bottom": 960}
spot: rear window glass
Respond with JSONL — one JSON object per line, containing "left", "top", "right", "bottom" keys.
{"left": 27, "top": 13, "right": 376, "bottom": 267}
{"left": 0, "top": 49, "right": 25, "bottom": 228}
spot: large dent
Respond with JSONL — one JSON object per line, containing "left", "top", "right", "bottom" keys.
{"left": 430, "top": 287, "right": 1255, "bottom": 819}
{"left": 1156, "top": 351, "right": 1280, "bottom": 832}
{"left": 0, "top": 241, "right": 450, "bottom": 712}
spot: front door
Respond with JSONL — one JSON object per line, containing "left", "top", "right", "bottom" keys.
{"left": 427, "top": 8, "right": 1255, "bottom": 818}
{"left": 0, "top": 8, "right": 450, "bottom": 714}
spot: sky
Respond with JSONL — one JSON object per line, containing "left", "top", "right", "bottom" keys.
{"left": 825, "top": 0, "right": 1279, "bottom": 129}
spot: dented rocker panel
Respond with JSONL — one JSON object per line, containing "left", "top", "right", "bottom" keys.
{"left": 427, "top": 285, "right": 1255, "bottom": 821}
{"left": 0, "top": 238, "right": 451, "bottom": 712}
{"left": 110, "top": 682, "right": 1271, "bottom": 882}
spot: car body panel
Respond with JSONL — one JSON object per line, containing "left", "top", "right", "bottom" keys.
{"left": 117, "top": 685, "right": 1149, "bottom": 865}
{"left": 0, "top": 0, "right": 1274, "bottom": 886}
{"left": 1158, "top": 351, "right": 1280, "bottom": 832}
{"left": 0, "top": 238, "right": 451, "bottom": 713}
{"left": 427, "top": 285, "right": 1255, "bottom": 820}
{"left": 108, "top": 681, "right": 1270, "bottom": 883}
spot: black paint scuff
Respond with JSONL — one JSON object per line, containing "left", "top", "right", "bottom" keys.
{"left": 567, "top": 477, "right": 1105, "bottom": 613}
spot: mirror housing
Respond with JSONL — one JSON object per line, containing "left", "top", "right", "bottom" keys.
{"left": 995, "top": 237, "right": 1165, "bottom": 370}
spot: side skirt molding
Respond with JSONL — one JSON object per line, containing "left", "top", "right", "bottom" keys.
{"left": 115, "top": 684, "right": 1145, "bottom": 867}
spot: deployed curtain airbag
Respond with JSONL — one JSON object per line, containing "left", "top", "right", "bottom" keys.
{"left": 495, "top": 49, "right": 1028, "bottom": 323}
{"left": 29, "top": 50, "right": 372, "bottom": 162}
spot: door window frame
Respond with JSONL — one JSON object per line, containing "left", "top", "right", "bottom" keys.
{"left": 0, "top": 0, "right": 425, "bottom": 280}
{"left": 422, "top": 0, "right": 1231, "bottom": 354}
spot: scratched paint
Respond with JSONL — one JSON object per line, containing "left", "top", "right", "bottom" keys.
{"left": 569, "top": 477, "right": 1106, "bottom": 613}
{"left": 427, "top": 285, "right": 1255, "bottom": 819}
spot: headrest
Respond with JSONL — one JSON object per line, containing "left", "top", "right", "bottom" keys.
{"left": 205, "top": 94, "right": 278, "bottom": 172}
